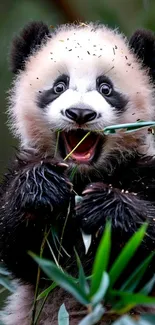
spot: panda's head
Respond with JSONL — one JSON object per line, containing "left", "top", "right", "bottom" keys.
{"left": 9, "top": 22, "right": 155, "bottom": 173}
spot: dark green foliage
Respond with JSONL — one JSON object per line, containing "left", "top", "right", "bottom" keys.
{"left": 31, "top": 223, "right": 155, "bottom": 324}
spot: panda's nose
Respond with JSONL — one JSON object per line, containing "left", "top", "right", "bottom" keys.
{"left": 65, "top": 108, "right": 97, "bottom": 124}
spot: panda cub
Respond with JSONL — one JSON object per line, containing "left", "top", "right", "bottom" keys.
{"left": 1, "top": 21, "right": 155, "bottom": 325}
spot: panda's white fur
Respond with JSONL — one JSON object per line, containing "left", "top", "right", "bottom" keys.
{"left": 1, "top": 282, "right": 86, "bottom": 325}
{"left": 1, "top": 282, "right": 33, "bottom": 325}
{"left": 1, "top": 22, "right": 155, "bottom": 325}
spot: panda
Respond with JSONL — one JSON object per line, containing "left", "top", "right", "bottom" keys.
{"left": 1, "top": 21, "right": 155, "bottom": 325}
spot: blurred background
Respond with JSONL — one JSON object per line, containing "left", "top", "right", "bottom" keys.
{"left": 0, "top": 0, "right": 155, "bottom": 175}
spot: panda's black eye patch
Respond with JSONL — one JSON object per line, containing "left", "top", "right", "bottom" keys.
{"left": 96, "top": 75, "right": 128, "bottom": 112}
{"left": 37, "top": 74, "right": 69, "bottom": 109}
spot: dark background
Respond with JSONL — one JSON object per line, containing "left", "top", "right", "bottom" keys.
{"left": 0, "top": 0, "right": 155, "bottom": 175}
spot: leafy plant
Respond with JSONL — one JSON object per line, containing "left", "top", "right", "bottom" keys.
{"left": 0, "top": 266, "right": 15, "bottom": 293}
{"left": 0, "top": 266, "right": 15, "bottom": 325}
{"left": 31, "top": 223, "right": 155, "bottom": 325}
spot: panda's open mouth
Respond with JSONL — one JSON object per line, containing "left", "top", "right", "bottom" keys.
{"left": 60, "top": 130, "right": 102, "bottom": 163}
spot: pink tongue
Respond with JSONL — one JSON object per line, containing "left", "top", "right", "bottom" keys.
{"left": 71, "top": 148, "right": 94, "bottom": 161}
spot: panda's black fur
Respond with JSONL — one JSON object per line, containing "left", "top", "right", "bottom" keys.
{"left": 10, "top": 22, "right": 50, "bottom": 73}
{"left": 1, "top": 22, "right": 155, "bottom": 324}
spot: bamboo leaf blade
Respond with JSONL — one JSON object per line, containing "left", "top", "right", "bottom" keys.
{"left": 31, "top": 254, "right": 90, "bottom": 305}
{"left": 90, "top": 222, "right": 111, "bottom": 296}
{"left": 109, "top": 224, "right": 147, "bottom": 288}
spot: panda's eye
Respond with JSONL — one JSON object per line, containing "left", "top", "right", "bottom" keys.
{"left": 99, "top": 83, "right": 112, "bottom": 96}
{"left": 53, "top": 82, "right": 67, "bottom": 94}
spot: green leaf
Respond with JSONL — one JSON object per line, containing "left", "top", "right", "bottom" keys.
{"left": 112, "top": 315, "right": 137, "bottom": 325}
{"left": 109, "top": 224, "right": 147, "bottom": 288}
{"left": 31, "top": 254, "right": 90, "bottom": 305}
{"left": 0, "top": 267, "right": 10, "bottom": 276}
{"left": 78, "top": 304, "right": 105, "bottom": 325}
{"left": 109, "top": 289, "right": 155, "bottom": 312}
{"left": 37, "top": 282, "right": 57, "bottom": 300}
{"left": 70, "top": 165, "right": 78, "bottom": 181}
{"left": 140, "top": 275, "right": 155, "bottom": 295}
{"left": 91, "top": 272, "right": 109, "bottom": 306}
{"left": 0, "top": 276, "right": 15, "bottom": 293}
{"left": 103, "top": 121, "right": 155, "bottom": 135}
{"left": 120, "top": 252, "right": 154, "bottom": 292}
{"left": 138, "top": 315, "right": 155, "bottom": 325}
{"left": 81, "top": 232, "right": 92, "bottom": 254}
{"left": 58, "top": 304, "right": 69, "bottom": 325}
{"left": 75, "top": 195, "right": 83, "bottom": 205}
{"left": 74, "top": 250, "right": 90, "bottom": 295}
{"left": 90, "top": 222, "right": 111, "bottom": 295}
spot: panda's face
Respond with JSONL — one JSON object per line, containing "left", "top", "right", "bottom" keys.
{"left": 10, "top": 25, "right": 154, "bottom": 171}
{"left": 37, "top": 68, "right": 128, "bottom": 165}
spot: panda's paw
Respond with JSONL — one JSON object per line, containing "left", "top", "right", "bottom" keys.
{"left": 76, "top": 181, "right": 152, "bottom": 236}
{"left": 75, "top": 182, "right": 111, "bottom": 234}
{"left": 35, "top": 160, "right": 73, "bottom": 208}
{"left": 11, "top": 158, "right": 73, "bottom": 214}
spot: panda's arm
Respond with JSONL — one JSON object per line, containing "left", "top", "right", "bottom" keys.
{"left": 76, "top": 181, "right": 155, "bottom": 238}
{"left": 0, "top": 155, "right": 73, "bottom": 282}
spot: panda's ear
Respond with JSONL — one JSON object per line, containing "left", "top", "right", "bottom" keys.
{"left": 129, "top": 29, "right": 155, "bottom": 80}
{"left": 10, "top": 21, "right": 50, "bottom": 73}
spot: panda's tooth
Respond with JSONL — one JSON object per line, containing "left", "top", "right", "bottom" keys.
{"left": 84, "top": 153, "right": 91, "bottom": 159}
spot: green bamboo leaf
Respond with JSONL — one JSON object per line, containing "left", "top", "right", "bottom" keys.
{"left": 120, "top": 252, "right": 154, "bottom": 292}
{"left": 0, "top": 267, "right": 10, "bottom": 276}
{"left": 91, "top": 272, "right": 109, "bottom": 306}
{"left": 31, "top": 254, "right": 90, "bottom": 305}
{"left": 58, "top": 304, "right": 69, "bottom": 325}
{"left": 0, "top": 276, "right": 15, "bottom": 293}
{"left": 103, "top": 121, "right": 155, "bottom": 135}
{"left": 112, "top": 315, "right": 137, "bottom": 325}
{"left": 81, "top": 232, "right": 92, "bottom": 254}
{"left": 125, "top": 128, "right": 146, "bottom": 134}
{"left": 138, "top": 315, "right": 155, "bottom": 325}
{"left": 90, "top": 222, "right": 111, "bottom": 295}
{"left": 78, "top": 304, "right": 105, "bottom": 325}
{"left": 54, "top": 130, "right": 60, "bottom": 157}
{"left": 140, "top": 275, "right": 155, "bottom": 295}
{"left": 75, "top": 195, "right": 83, "bottom": 205}
{"left": 70, "top": 165, "right": 78, "bottom": 181}
{"left": 74, "top": 250, "right": 90, "bottom": 295}
{"left": 37, "top": 282, "right": 57, "bottom": 300}
{"left": 109, "top": 224, "right": 147, "bottom": 288}
{"left": 110, "top": 289, "right": 155, "bottom": 312}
